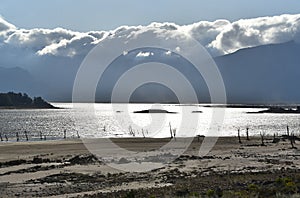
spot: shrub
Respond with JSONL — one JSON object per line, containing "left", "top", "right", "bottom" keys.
{"left": 206, "top": 189, "right": 215, "bottom": 197}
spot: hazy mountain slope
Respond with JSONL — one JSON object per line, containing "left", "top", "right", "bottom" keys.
{"left": 0, "top": 67, "right": 42, "bottom": 96}
{"left": 1, "top": 41, "right": 300, "bottom": 104}
{"left": 215, "top": 41, "right": 300, "bottom": 104}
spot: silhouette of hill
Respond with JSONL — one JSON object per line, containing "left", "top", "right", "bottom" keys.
{"left": 0, "top": 92, "right": 56, "bottom": 109}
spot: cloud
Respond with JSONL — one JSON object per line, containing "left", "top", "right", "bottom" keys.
{"left": 0, "top": 16, "right": 15, "bottom": 32}
{"left": 6, "top": 28, "right": 75, "bottom": 51}
{"left": 0, "top": 16, "right": 16, "bottom": 42}
{"left": 37, "top": 34, "right": 98, "bottom": 56}
{"left": 136, "top": 51, "right": 154, "bottom": 58}
{"left": 182, "top": 19, "right": 230, "bottom": 47}
{"left": 0, "top": 13, "right": 300, "bottom": 61}
{"left": 208, "top": 14, "right": 300, "bottom": 54}
{"left": 3, "top": 27, "right": 106, "bottom": 57}
{"left": 1, "top": 14, "right": 300, "bottom": 102}
{"left": 165, "top": 50, "right": 172, "bottom": 56}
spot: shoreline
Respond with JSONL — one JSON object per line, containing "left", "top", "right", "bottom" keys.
{"left": 0, "top": 135, "right": 277, "bottom": 144}
{"left": 1, "top": 136, "right": 299, "bottom": 197}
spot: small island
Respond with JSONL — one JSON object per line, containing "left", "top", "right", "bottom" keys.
{"left": 0, "top": 92, "right": 56, "bottom": 109}
{"left": 192, "top": 110, "right": 202, "bottom": 113}
{"left": 248, "top": 106, "right": 300, "bottom": 114}
{"left": 133, "top": 109, "right": 177, "bottom": 114}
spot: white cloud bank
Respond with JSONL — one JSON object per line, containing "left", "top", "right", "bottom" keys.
{"left": 136, "top": 51, "right": 154, "bottom": 58}
{"left": 0, "top": 13, "right": 300, "bottom": 60}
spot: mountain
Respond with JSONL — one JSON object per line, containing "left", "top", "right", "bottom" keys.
{"left": 0, "top": 67, "right": 43, "bottom": 96}
{"left": 94, "top": 41, "right": 300, "bottom": 104}
{"left": 1, "top": 41, "right": 300, "bottom": 104}
{"left": 28, "top": 54, "right": 83, "bottom": 101}
{"left": 215, "top": 41, "right": 300, "bottom": 104}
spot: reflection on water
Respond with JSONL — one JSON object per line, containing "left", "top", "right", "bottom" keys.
{"left": 0, "top": 103, "right": 299, "bottom": 139}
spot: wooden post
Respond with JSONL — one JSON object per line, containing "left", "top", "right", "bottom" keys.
{"left": 131, "top": 128, "right": 135, "bottom": 137}
{"left": 40, "top": 132, "right": 43, "bottom": 140}
{"left": 173, "top": 129, "right": 176, "bottom": 141}
{"left": 129, "top": 126, "right": 133, "bottom": 136}
{"left": 260, "top": 132, "right": 265, "bottom": 146}
{"left": 287, "top": 125, "right": 290, "bottom": 137}
{"left": 246, "top": 127, "right": 250, "bottom": 141}
{"left": 0, "top": 132, "right": 3, "bottom": 141}
{"left": 16, "top": 132, "right": 19, "bottom": 142}
{"left": 169, "top": 122, "right": 173, "bottom": 139}
{"left": 63, "top": 129, "right": 66, "bottom": 139}
{"left": 77, "top": 131, "right": 80, "bottom": 138}
{"left": 142, "top": 129, "right": 145, "bottom": 138}
{"left": 238, "top": 129, "right": 242, "bottom": 144}
{"left": 128, "top": 125, "right": 135, "bottom": 137}
{"left": 24, "top": 130, "right": 28, "bottom": 141}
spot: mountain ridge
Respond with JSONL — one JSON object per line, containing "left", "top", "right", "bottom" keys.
{"left": 1, "top": 41, "right": 300, "bottom": 104}
{"left": 215, "top": 40, "right": 300, "bottom": 104}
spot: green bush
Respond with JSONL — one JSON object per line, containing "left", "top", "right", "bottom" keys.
{"left": 189, "top": 191, "right": 199, "bottom": 197}
{"left": 206, "top": 189, "right": 215, "bottom": 197}
{"left": 248, "top": 183, "right": 259, "bottom": 192}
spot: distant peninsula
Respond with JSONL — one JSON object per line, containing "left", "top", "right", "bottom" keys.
{"left": 248, "top": 106, "right": 300, "bottom": 114}
{"left": 0, "top": 92, "right": 56, "bottom": 109}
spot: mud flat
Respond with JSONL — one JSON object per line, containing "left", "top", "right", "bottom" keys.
{"left": 0, "top": 136, "right": 300, "bottom": 197}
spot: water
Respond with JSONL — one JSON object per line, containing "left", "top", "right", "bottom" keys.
{"left": 0, "top": 103, "right": 300, "bottom": 140}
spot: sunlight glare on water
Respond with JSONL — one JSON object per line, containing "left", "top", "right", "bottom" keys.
{"left": 0, "top": 103, "right": 300, "bottom": 140}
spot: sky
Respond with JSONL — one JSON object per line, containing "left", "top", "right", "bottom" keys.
{"left": 1, "top": 0, "right": 300, "bottom": 31}
{"left": 1, "top": 0, "right": 300, "bottom": 102}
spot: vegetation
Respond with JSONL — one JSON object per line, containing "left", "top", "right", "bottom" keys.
{"left": 0, "top": 92, "right": 55, "bottom": 108}
{"left": 81, "top": 170, "right": 300, "bottom": 198}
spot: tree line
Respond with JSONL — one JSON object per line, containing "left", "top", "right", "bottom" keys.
{"left": 0, "top": 92, "right": 54, "bottom": 108}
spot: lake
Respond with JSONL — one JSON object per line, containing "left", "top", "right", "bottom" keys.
{"left": 0, "top": 103, "right": 299, "bottom": 140}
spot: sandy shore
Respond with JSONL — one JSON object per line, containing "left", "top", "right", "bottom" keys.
{"left": 0, "top": 136, "right": 300, "bottom": 197}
